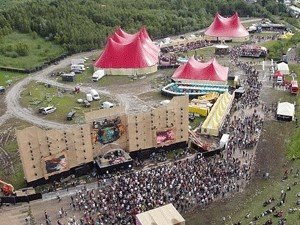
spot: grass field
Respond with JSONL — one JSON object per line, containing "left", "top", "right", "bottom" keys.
{"left": 19, "top": 82, "right": 113, "bottom": 124}
{"left": 0, "top": 0, "right": 27, "bottom": 9}
{"left": 184, "top": 46, "right": 215, "bottom": 60}
{"left": 0, "top": 32, "right": 65, "bottom": 69}
{"left": 0, "top": 71, "right": 26, "bottom": 87}
{"left": 227, "top": 160, "right": 300, "bottom": 225}
{"left": 286, "top": 64, "right": 300, "bottom": 159}
{"left": 56, "top": 55, "right": 134, "bottom": 86}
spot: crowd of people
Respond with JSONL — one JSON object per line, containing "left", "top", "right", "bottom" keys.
{"left": 160, "top": 40, "right": 212, "bottom": 54}
{"left": 49, "top": 154, "right": 248, "bottom": 225}
{"left": 231, "top": 45, "right": 267, "bottom": 58}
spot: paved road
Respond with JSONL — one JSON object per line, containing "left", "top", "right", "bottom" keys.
{"left": 0, "top": 18, "right": 263, "bottom": 129}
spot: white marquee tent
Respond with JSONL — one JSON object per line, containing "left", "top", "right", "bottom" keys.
{"left": 276, "top": 102, "right": 295, "bottom": 121}
{"left": 277, "top": 62, "right": 290, "bottom": 75}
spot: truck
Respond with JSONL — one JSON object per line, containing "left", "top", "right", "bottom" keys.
{"left": 0, "top": 179, "right": 14, "bottom": 195}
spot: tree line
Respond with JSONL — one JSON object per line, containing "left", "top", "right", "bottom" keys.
{"left": 0, "top": 0, "right": 291, "bottom": 53}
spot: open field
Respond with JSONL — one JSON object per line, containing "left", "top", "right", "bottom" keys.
{"left": 0, "top": 32, "right": 65, "bottom": 69}
{"left": 0, "top": 71, "right": 26, "bottom": 87}
{"left": 19, "top": 82, "right": 113, "bottom": 124}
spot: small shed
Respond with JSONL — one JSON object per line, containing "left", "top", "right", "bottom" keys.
{"left": 276, "top": 102, "right": 295, "bottom": 121}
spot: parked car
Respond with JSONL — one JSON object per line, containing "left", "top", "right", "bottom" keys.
{"left": 67, "top": 111, "right": 76, "bottom": 121}
{"left": 101, "top": 101, "right": 114, "bottom": 109}
{"left": 40, "top": 106, "right": 56, "bottom": 115}
{"left": 83, "top": 100, "right": 91, "bottom": 108}
{"left": 0, "top": 86, "right": 5, "bottom": 94}
{"left": 90, "top": 89, "right": 100, "bottom": 100}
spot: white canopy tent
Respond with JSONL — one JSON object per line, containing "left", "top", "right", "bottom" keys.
{"left": 276, "top": 102, "right": 295, "bottom": 121}
{"left": 277, "top": 62, "right": 290, "bottom": 75}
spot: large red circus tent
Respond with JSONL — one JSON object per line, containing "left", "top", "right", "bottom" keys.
{"left": 94, "top": 27, "right": 160, "bottom": 75}
{"left": 204, "top": 12, "right": 249, "bottom": 41}
{"left": 172, "top": 56, "right": 229, "bottom": 84}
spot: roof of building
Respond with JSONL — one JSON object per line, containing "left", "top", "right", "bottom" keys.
{"left": 136, "top": 204, "right": 185, "bottom": 225}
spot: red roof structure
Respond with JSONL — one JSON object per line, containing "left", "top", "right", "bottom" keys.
{"left": 205, "top": 12, "right": 249, "bottom": 38}
{"left": 94, "top": 27, "right": 159, "bottom": 69}
{"left": 172, "top": 56, "right": 229, "bottom": 82}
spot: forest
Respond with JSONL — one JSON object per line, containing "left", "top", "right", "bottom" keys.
{"left": 0, "top": 0, "right": 290, "bottom": 53}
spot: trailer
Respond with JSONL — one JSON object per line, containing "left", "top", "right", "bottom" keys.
{"left": 290, "top": 80, "right": 298, "bottom": 94}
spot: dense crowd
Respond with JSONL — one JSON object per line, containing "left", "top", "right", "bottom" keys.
{"left": 51, "top": 154, "right": 249, "bottom": 225}
{"left": 160, "top": 40, "right": 211, "bottom": 54}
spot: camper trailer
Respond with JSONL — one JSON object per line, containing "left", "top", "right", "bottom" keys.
{"left": 71, "top": 64, "right": 85, "bottom": 72}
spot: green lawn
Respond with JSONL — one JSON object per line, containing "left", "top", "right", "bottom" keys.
{"left": 227, "top": 160, "right": 300, "bottom": 225}
{"left": 189, "top": 116, "right": 205, "bottom": 130}
{"left": 0, "top": 71, "right": 26, "bottom": 87}
{"left": 286, "top": 64, "right": 300, "bottom": 159}
{"left": 0, "top": 32, "right": 65, "bottom": 69}
{"left": 57, "top": 54, "right": 134, "bottom": 86}
{"left": 19, "top": 82, "right": 113, "bottom": 124}
{"left": 184, "top": 47, "right": 215, "bottom": 60}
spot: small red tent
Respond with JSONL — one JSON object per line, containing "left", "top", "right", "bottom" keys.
{"left": 205, "top": 12, "right": 249, "bottom": 38}
{"left": 172, "top": 56, "right": 229, "bottom": 82}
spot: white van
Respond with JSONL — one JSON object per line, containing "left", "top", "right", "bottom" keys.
{"left": 101, "top": 101, "right": 114, "bottom": 109}
{"left": 40, "top": 106, "right": 56, "bottom": 115}
{"left": 71, "top": 64, "right": 85, "bottom": 72}
{"left": 86, "top": 93, "right": 93, "bottom": 102}
{"left": 92, "top": 70, "right": 105, "bottom": 82}
{"left": 90, "top": 89, "right": 100, "bottom": 100}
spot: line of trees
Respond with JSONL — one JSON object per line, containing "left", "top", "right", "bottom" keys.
{"left": 0, "top": 0, "right": 290, "bottom": 53}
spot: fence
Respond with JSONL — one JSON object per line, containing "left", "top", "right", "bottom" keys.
{"left": 0, "top": 193, "right": 42, "bottom": 204}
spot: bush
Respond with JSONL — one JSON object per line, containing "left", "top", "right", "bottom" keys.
{"left": 4, "top": 51, "right": 18, "bottom": 58}
{"left": 15, "top": 42, "right": 29, "bottom": 56}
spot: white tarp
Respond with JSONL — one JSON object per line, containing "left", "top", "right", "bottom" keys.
{"left": 277, "top": 62, "right": 290, "bottom": 75}
{"left": 277, "top": 102, "right": 295, "bottom": 118}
